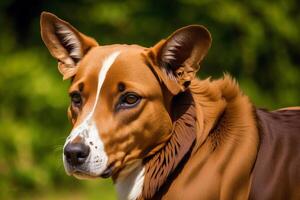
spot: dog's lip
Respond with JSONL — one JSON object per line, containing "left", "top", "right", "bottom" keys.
{"left": 71, "top": 168, "right": 89, "bottom": 176}
{"left": 67, "top": 165, "right": 94, "bottom": 177}
{"left": 72, "top": 171, "right": 99, "bottom": 180}
{"left": 100, "top": 165, "right": 114, "bottom": 178}
{"left": 70, "top": 166, "right": 114, "bottom": 179}
{"left": 65, "top": 161, "right": 115, "bottom": 178}
{"left": 66, "top": 165, "right": 113, "bottom": 179}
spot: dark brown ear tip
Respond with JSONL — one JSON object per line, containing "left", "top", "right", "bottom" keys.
{"left": 185, "top": 25, "right": 212, "bottom": 52}
{"left": 41, "top": 11, "right": 50, "bottom": 16}
{"left": 182, "top": 25, "right": 212, "bottom": 41}
{"left": 40, "top": 11, "right": 59, "bottom": 24}
{"left": 41, "top": 11, "right": 56, "bottom": 17}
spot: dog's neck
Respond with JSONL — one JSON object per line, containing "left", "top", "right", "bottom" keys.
{"left": 115, "top": 92, "right": 197, "bottom": 200}
{"left": 142, "top": 91, "right": 197, "bottom": 199}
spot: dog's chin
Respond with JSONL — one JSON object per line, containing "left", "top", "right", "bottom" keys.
{"left": 72, "top": 172, "right": 99, "bottom": 180}
{"left": 66, "top": 168, "right": 113, "bottom": 180}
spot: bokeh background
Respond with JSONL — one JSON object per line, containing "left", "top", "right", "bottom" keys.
{"left": 0, "top": 0, "right": 299, "bottom": 199}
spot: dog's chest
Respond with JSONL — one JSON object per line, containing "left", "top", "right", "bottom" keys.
{"left": 116, "top": 165, "right": 145, "bottom": 200}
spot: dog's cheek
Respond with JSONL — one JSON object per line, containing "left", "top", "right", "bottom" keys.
{"left": 152, "top": 110, "right": 172, "bottom": 141}
{"left": 133, "top": 110, "right": 173, "bottom": 157}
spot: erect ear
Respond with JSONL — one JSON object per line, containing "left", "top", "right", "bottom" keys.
{"left": 146, "top": 25, "right": 211, "bottom": 95}
{"left": 40, "top": 12, "right": 98, "bottom": 80}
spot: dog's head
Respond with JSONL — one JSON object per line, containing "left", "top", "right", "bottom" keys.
{"left": 40, "top": 12, "right": 211, "bottom": 179}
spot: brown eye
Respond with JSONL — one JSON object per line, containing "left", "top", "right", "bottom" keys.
{"left": 116, "top": 92, "right": 141, "bottom": 111}
{"left": 124, "top": 94, "right": 139, "bottom": 104}
{"left": 70, "top": 92, "right": 82, "bottom": 107}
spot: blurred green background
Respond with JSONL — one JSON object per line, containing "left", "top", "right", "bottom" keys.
{"left": 0, "top": 0, "right": 299, "bottom": 199}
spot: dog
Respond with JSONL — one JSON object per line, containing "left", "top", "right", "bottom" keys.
{"left": 40, "top": 12, "right": 300, "bottom": 200}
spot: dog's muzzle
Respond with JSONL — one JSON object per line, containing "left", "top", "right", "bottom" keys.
{"left": 62, "top": 121, "right": 110, "bottom": 178}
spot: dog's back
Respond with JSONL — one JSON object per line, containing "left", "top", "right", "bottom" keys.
{"left": 250, "top": 109, "right": 300, "bottom": 199}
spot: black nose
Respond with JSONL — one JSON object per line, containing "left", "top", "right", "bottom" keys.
{"left": 64, "top": 142, "right": 90, "bottom": 166}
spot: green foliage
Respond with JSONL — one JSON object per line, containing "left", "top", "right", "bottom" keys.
{"left": 0, "top": 0, "right": 299, "bottom": 199}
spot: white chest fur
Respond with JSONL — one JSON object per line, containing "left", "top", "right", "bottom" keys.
{"left": 116, "top": 163, "right": 145, "bottom": 200}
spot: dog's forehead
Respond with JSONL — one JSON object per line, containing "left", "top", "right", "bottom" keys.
{"left": 71, "top": 44, "right": 157, "bottom": 90}
{"left": 82, "top": 44, "right": 146, "bottom": 69}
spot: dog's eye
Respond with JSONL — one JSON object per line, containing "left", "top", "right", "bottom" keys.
{"left": 117, "top": 92, "right": 141, "bottom": 110}
{"left": 124, "top": 94, "right": 139, "bottom": 104}
{"left": 70, "top": 92, "right": 82, "bottom": 107}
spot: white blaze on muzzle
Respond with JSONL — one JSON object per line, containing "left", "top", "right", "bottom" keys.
{"left": 63, "top": 51, "right": 121, "bottom": 176}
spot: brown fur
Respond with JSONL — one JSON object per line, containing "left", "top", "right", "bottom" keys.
{"left": 143, "top": 91, "right": 197, "bottom": 199}
{"left": 40, "top": 12, "right": 300, "bottom": 200}
{"left": 140, "top": 75, "right": 259, "bottom": 200}
{"left": 128, "top": 75, "right": 258, "bottom": 199}
{"left": 140, "top": 76, "right": 300, "bottom": 200}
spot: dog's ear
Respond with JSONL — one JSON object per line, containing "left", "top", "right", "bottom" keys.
{"left": 40, "top": 12, "right": 98, "bottom": 80}
{"left": 146, "top": 25, "right": 211, "bottom": 95}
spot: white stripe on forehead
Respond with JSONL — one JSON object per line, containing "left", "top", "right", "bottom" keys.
{"left": 90, "top": 51, "right": 121, "bottom": 115}
{"left": 67, "top": 51, "right": 120, "bottom": 140}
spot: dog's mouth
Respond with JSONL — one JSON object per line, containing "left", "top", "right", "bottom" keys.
{"left": 70, "top": 169, "right": 111, "bottom": 179}
{"left": 99, "top": 165, "right": 114, "bottom": 178}
{"left": 65, "top": 163, "right": 114, "bottom": 179}
{"left": 72, "top": 171, "right": 97, "bottom": 180}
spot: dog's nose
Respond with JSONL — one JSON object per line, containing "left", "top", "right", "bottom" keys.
{"left": 64, "top": 142, "right": 90, "bottom": 166}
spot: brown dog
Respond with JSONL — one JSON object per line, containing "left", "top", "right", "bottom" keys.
{"left": 40, "top": 12, "right": 300, "bottom": 200}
